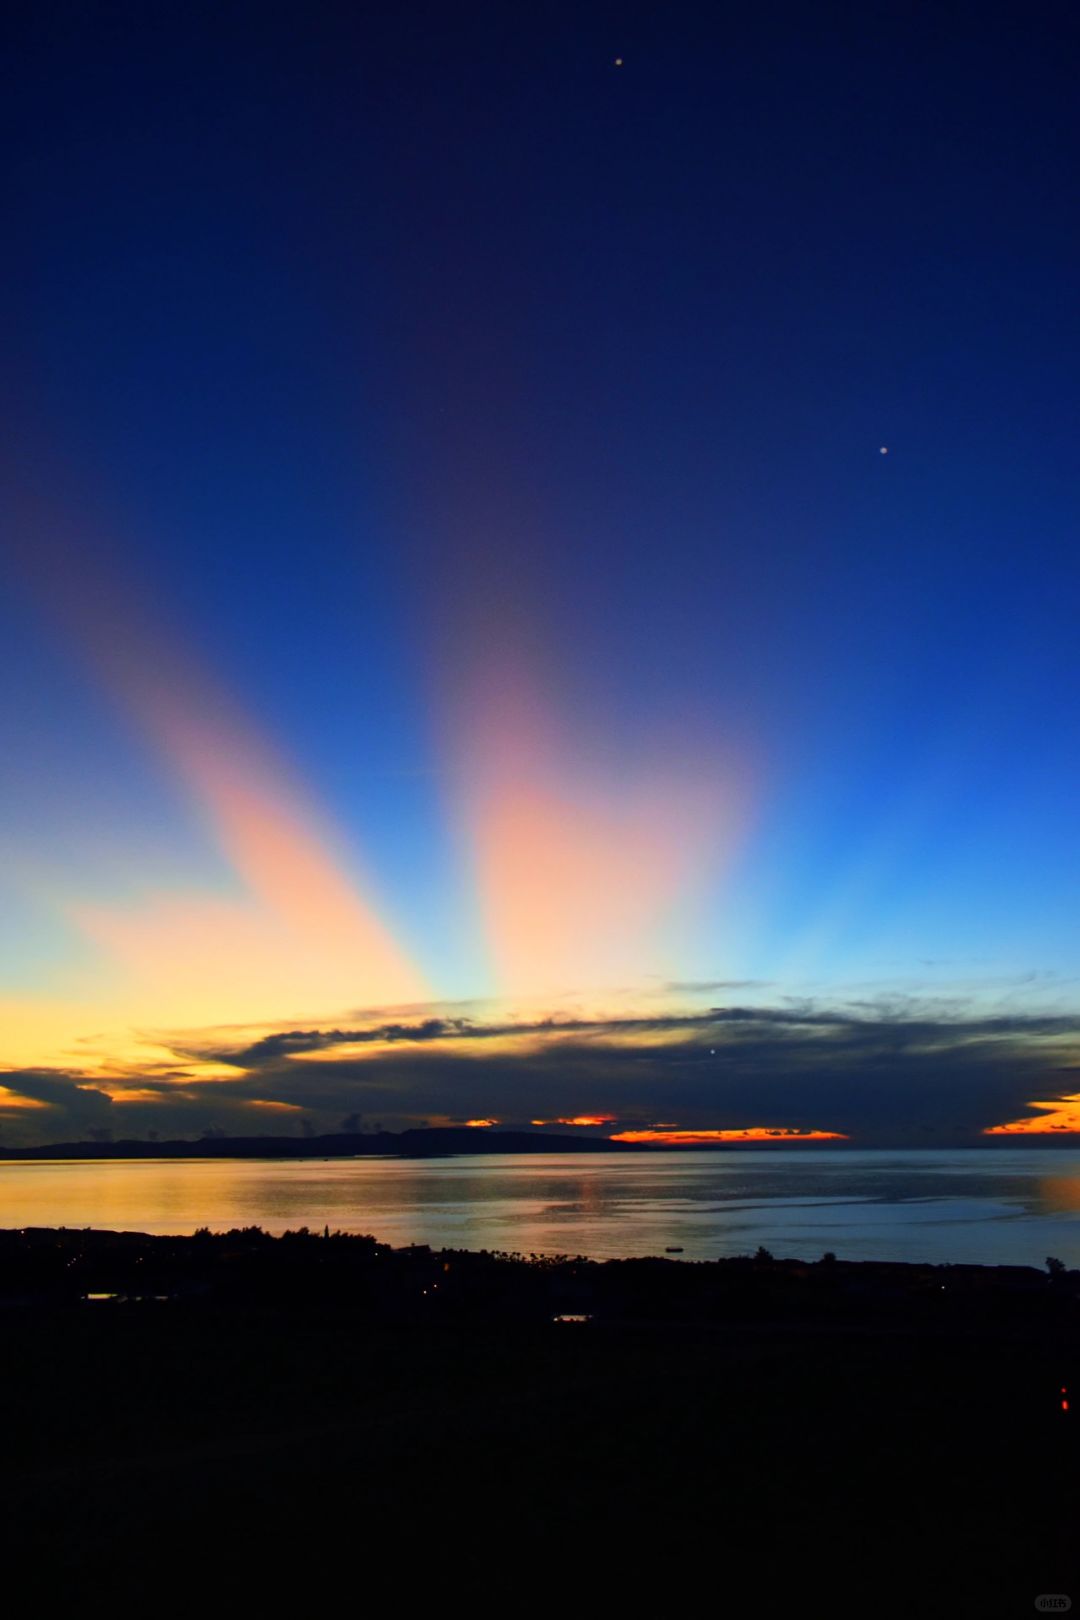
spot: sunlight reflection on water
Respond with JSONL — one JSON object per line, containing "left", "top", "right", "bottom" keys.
{"left": 1, "top": 1149, "right": 1079, "bottom": 1265}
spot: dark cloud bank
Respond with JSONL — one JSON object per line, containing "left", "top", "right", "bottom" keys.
{"left": 2, "top": 1001, "right": 1079, "bottom": 1148}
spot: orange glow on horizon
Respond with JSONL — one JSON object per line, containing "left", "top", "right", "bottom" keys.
{"left": 984, "top": 1096, "right": 1080, "bottom": 1136}
{"left": 465, "top": 1118, "right": 499, "bottom": 1128}
{"left": 94, "top": 1086, "right": 171, "bottom": 1104}
{"left": 0, "top": 1087, "right": 50, "bottom": 1111}
{"left": 611, "top": 1127, "right": 848, "bottom": 1144}
{"left": 531, "top": 1115, "right": 616, "bottom": 1127}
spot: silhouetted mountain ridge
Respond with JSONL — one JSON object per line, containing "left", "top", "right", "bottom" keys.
{"left": 0, "top": 1127, "right": 646, "bottom": 1160}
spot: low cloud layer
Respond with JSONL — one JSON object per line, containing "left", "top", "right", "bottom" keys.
{"left": 2, "top": 997, "right": 1079, "bottom": 1147}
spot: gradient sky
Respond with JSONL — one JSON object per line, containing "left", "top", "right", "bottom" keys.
{"left": 2, "top": 0, "right": 1079, "bottom": 1145}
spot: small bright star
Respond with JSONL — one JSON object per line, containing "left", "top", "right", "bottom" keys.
{"left": 614, "top": 57, "right": 624, "bottom": 67}
{"left": 879, "top": 446, "right": 888, "bottom": 454}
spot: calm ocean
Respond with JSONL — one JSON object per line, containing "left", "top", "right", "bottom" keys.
{"left": 2, "top": 1147, "right": 1080, "bottom": 1266}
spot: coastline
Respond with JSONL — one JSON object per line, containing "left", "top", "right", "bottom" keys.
{"left": 2, "top": 1224, "right": 1077, "bottom": 1608}
{"left": 2, "top": 1221, "right": 1077, "bottom": 1312}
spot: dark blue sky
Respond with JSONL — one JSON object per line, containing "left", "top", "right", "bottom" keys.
{"left": 2, "top": 1, "right": 1079, "bottom": 1140}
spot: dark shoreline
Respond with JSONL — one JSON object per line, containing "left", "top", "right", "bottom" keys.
{"left": 2, "top": 1220, "right": 1078, "bottom": 1322}
{"left": 6, "top": 1218, "right": 1080, "bottom": 1296}
{"left": 2, "top": 1224, "right": 1077, "bottom": 1608}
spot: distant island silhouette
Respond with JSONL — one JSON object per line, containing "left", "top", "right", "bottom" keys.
{"left": 1, "top": 1126, "right": 1077, "bottom": 1159}
{"left": 0, "top": 1127, "right": 648, "bottom": 1160}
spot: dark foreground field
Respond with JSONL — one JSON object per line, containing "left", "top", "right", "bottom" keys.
{"left": 1, "top": 1228, "right": 1077, "bottom": 1614}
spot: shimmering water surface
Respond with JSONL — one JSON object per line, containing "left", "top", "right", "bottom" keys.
{"left": 3, "top": 1149, "right": 1080, "bottom": 1265}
